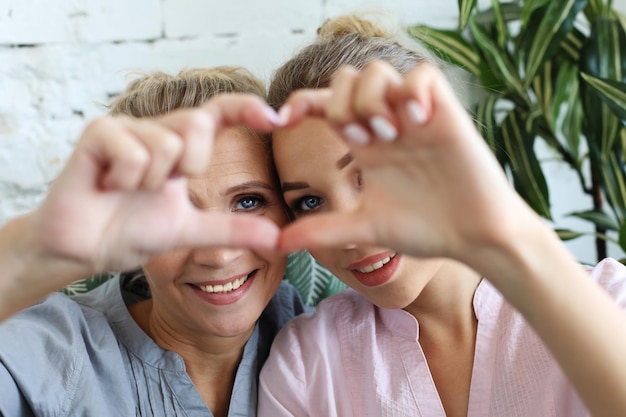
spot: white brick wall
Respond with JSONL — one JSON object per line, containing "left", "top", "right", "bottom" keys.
{"left": 1, "top": 0, "right": 625, "bottom": 263}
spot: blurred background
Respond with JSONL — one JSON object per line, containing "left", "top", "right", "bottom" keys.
{"left": 1, "top": 0, "right": 625, "bottom": 264}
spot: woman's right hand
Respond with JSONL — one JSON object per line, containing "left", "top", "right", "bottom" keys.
{"left": 1, "top": 94, "right": 281, "bottom": 320}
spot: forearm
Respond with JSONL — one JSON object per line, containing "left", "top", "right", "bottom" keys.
{"left": 475, "top": 217, "right": 626, "bottom": 417}
{"left": 0, "top": 214, "right": 91, "bottom": 322}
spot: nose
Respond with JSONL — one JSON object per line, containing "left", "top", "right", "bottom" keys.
{"left": 331, "top": 190, "right": 360, "bottom": 251}
{"left": 192, "top": 246, "right": 245, "bottom": 268}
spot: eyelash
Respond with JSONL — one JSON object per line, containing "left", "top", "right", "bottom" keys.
{"left": 234, "top": 193, "right": 268, "bottom": 212}
{"left": 290, "top": 195, "right": 323, "bottom": 216}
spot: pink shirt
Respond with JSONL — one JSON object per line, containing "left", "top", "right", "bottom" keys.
{"left": 259, "top": 258, "right": 626, "bottom": 417}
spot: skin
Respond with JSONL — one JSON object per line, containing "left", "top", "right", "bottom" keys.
{"left": 273, "top": 116, "right": 482, "bottom": 417}
{"left": 129, "top": 126, "right": 288, "bottom": 416}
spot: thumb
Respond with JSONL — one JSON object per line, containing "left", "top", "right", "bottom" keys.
{"left": 179, "top": 212, "right": 281, "bottom": 251}
{"left": 278, "top": 212, "right": 376, "bottom": 252}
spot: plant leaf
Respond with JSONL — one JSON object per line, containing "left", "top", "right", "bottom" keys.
{"left": 489, "top": 0, "right": 508, "bottom": 48}
{"left": 501, "top": 109, "right": 552, "bottom": 219}
{"left": 554, "top": 61, "right": 582, "bottom": 161}
{"left": 407, "top": 25, "right": 481, "bottom": 77}
{"left": 458, "top": 0, "right": 478, "bottom": 30}
{"left": 469, "top": 19, "right": 528, "bottom": 101}
{"left": 284, "top": 251, "right": 344, "bottom": 306}
{"left": 580, "top": 17, "right": 626, "bottom": 158}
{"left": 473, "top": 2, "right": 522, "bottom": 25}
{"left": 521, "top": 0, "right": 553, "bottom": 25}
{"left": 560, "top": 27, "right": 586, "bottom": 64}
{"left": 619, "top": 221, "right": 626, "bottom": 251}
{"left": 568, "top": 209, "right": 620, "bottom": 230}
{"left": 600, "top": 149, "right": 626, "bottom": 223}
{"left": 554, "top": 228, "right": 585, "bottom": 241}
{"left": 581, "top": 72, "right": 626, "bottom": 122}
{"left": 519, "top": 0, "right": 588, "bottom": 86}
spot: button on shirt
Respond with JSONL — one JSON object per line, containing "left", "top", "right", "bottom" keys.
{"left": 259, "top": 258, "right": 626, "bottom": 417}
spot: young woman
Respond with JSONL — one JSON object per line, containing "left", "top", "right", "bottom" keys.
{"left": 258, "top": 15, "right": 626, "bottom": 417}
{"left": 0, "top": 67, "right": 305, "bottom": 416}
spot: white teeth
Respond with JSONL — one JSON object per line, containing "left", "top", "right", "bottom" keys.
{"left": 198, "top": 275, "right": 249, "bottom": 294}
{"left": 356, "top": 254, "right": 395, "bottom": 273}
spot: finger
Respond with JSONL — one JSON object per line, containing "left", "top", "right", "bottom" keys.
{"left": 278, "top": 89, "right": 333, "bottom": 125}
{"left": 123, "top": 119, "right": 184, "bottom": 190}
{"left": 178, "top": 212, "right": 281, "bottom": 251}
{"left": 327, "top": 65, "right": 359, "bottom": 125}
{"left": 355, "top": 61, "right": 404, "bottom": 142}
{"left": 277, "top": 212, "right": 376, "bottom": 252}
{"left": 79, "top": 116, "right": 151, "bottom": 191}
{"left": 402, "top": 63, "right": 463, "bottom": 130}
{"left": 158, "top": 94, "right": 280, "bottom": 175}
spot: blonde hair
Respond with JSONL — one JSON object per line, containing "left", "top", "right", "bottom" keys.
{"left": 268, "top": 14, "right": 429, "bottom": 109}
{"left": 109, "top": 66, "right": 266, "bottom": 117}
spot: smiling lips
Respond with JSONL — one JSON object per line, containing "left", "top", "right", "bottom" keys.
{"left": 197, "top": 274, "right": 250, "bottom": 294}
{"left": 349, "top": 252, "right": 400, "bottom": 287}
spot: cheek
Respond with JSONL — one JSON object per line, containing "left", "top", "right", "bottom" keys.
{"left": 309, "top": 249, "right": 343, "bottom": 278}
{"left": 142, "top": 251, "right": 188, "bottom": 284}
{"left": 257, "top": 251, "right": 288, "bottom": 281}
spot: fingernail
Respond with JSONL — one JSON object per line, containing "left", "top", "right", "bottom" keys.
{"left": 343, "top": 123, "right": 371, "bottom": 145}
{"left": 407, "top": 100, "right": 427, "bottom": 125}
{"left": 277, "top": 105, "right": 291, "bottom": 126}
{"left": 369, "top": 116, "right": 397, "bottom": 142}
{"left": 264, "top": 106, "right": 281, "bottom": 125}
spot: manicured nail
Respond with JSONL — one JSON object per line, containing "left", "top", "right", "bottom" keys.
{"left": 406, "top": 100, "right": 427, "bottom": 125}
{"left": 369, "top": 116, "right": 397, "bottom": 142}
{"left": 277, "top": 105, "right": 291, "bottom": 126}
{"left": 343, "top": 123, "right": 371, "bottom": 145}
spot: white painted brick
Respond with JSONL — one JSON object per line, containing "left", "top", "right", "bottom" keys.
{"left": 0, "top": 0, "right": 161, "bottom": 44}
{"left": 324, "top": 0, "right": 461, "bottom": 28}
{"left": 163, "top": 0, "right": 321, "bottom": 38}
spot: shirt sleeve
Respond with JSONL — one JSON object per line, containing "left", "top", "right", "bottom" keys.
{"left": 0, "top": 361, "right": 32, "bottom": 416}
{"left": 590, "top": 258, "right": 626, "bottom": 308}
{"left": 258, "top": 321, "right": 309, "bottom": 416}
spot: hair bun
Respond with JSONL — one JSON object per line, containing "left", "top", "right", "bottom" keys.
{"left": 316, "top": 15, "right": 389, "bottom": 40}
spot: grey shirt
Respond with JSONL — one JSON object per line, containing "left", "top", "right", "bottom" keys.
{"left": 0, "top": 274, "right": 305, "bottom": 416}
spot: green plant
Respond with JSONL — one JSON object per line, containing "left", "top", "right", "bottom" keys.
{"left": 409, "top": 0, "right": 626, "bottom": 262}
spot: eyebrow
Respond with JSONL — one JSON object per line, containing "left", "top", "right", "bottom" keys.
{"left": 336, "top": 152, "right": 353, "bottom": 170}
{"left": 189, "top": 181, "right": 275, "bottom": 206}
{"left": 282, "top": 152, "right": 354, "bottom": 193}
{"left": 222, "top": 181, "right": 275, "bottom": 196}
{"left": 282, "top": 181, "right": 309, "bottom": 193}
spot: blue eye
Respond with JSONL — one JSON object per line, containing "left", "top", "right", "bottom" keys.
{"left": 295, "top": 196, "right": 322, "bottom": 213}
{"left": 235, "top": 196, "right": 263, "bottom": 211}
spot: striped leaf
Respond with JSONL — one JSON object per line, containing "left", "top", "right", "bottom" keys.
{"left": 501, "top": 109, "right": 552, "bottom": 219}
{"left": 532, "top": 61, "right": 555, "bottom": 129}
{"left": 458, "top": 0, "right": 478, "bottom": 30}
{"left": 474, "top": 2, "right": 522, "bottom": 25}
{"left": 521, "top": 0, "right": 552, "bottom": 25}
{"left": 469, "top": 19, "right": 528, "bottom": 101}
{"left": 619, "top": 222, "right": 626, "bottom": 251}
{"left": 581, "top": 72, "right": 626, "bottom": 122}
{"left": 555, "top": 228, "right": 585, "bottom": 241}
{"left": 284, "top": 251, "right": 345, "bottom": 306}
{"left": 560, "top": 27, "right": 586, "bottom": 65}
{"left": 584, "top": 0, "right": 609, "bottom": 20}
{"left": 519, "top": 0, "right": 588, "bottom": 87}
{"left": 554, "top": 61, "right": 582, "bottom": 161}
{"left": 490, "top": 0, "right": 508, "bottom": 48}
{"left": 600, "top": 150, "right": 626, "bottom": 223}
{"left": 580, "top": 17, "right": 626, "bottom": 158}
{"left": 407, "top": 25, "right": 481, "bottom": 77}
{"left": 568, "top": 209, "right": 620, "bottom": 231}
{"left": 475, "top": 94, "right": 503, "bottom": 157}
